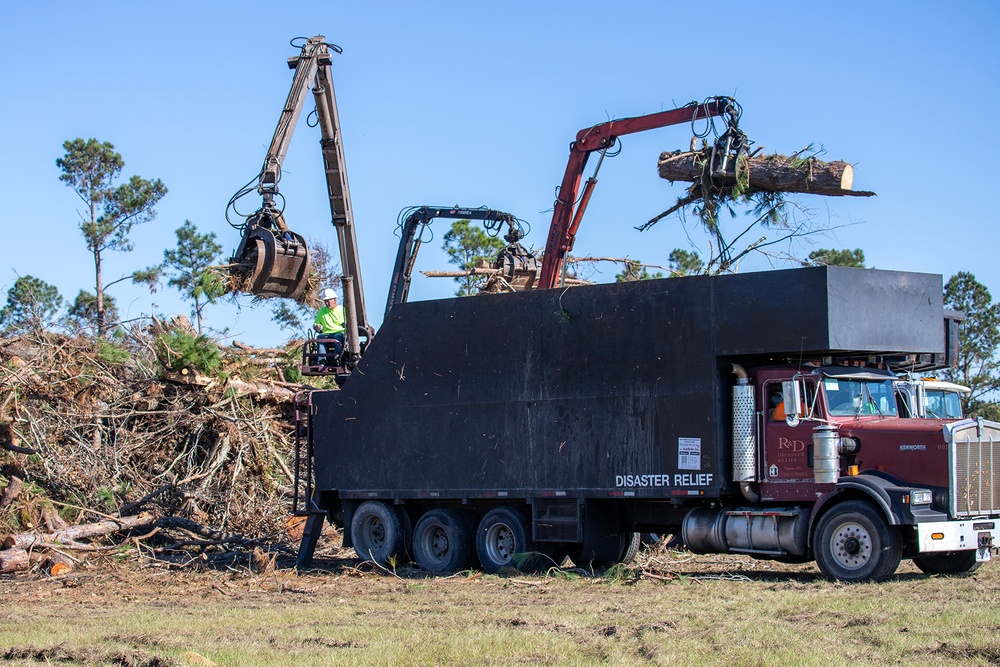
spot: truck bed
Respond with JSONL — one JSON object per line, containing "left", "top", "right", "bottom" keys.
{"left": 310, "top": 266, "right": 944, "bottom": 502}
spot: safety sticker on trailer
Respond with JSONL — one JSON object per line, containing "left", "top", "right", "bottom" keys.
{"left": 678, "top": 437, "right": 701, "bottom": 471}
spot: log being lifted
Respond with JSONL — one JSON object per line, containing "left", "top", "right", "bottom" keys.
{"left": 657, "top": 150, "right": 876, "bottom": 197}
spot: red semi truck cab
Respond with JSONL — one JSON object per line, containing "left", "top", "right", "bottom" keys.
{"left": 713, "top": 364, "right": 1000, "bottom": 580}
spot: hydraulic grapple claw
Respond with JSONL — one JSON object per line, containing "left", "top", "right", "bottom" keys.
{"left": 231, "top": 207, "right": 312, "bottom": 300}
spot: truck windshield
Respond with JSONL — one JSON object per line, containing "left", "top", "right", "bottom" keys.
{"left": 925, "top": 390, "right": 964, "bottom": 419}
{"left": 823, "top": 378, "right": 899, "bottom": 417}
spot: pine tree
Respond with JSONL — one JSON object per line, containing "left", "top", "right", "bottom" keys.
{"left": 442, "top": 220, "right": 505, "bottom": 296}
{"left": 57, "top": 138, "right": 166, "bottom": 336}
{"left": 942, "top": 272, "right": 1000, "bottom": 419}
{"left": 162, "top": 221, "right": 224, "bottom": 334}
{"left": 667, "top": 249, "right": 705, "bottom": 276}
{"left": 0, "top": 276, "right": 63, "bottom": 333}
{"left": 807, "top": 248, "right": 866, "bottom": 268}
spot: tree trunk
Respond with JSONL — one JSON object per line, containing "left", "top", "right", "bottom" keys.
{"left": 2, "top": 512, "right": 155, "bottom": 550}
{"left": 657, "top": 150, "right": 875, "bottom": 197}
{"left": 0, "top": 547, "right": 29, "bottom": 573}
{"left": 95, "top": 246, "right": 106, "bottom": 338}
{"left": 194, "top": 296, "right": 203, "bottom": 335}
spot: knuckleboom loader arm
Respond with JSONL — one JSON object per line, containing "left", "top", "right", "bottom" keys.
{"left": 538, "top": 97, "right": 742, "bottom": 289}
{"left": 229, "top": 36, "right": 370, "bottom": 362}
{"left": 385, "top": 206, "right": 539, "bottom": 319}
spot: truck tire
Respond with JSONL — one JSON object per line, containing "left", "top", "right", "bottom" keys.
{"left": 413, "top": 508, "right": 473, "bottom": 573}
{"left": 476, "top": 508, "right": 542, "bottom": 574}
{"left": 814, "top": 500, "right": 902, "bottom": 583}
{"left": 351, "top": 501, "right": 406, "bottom": 566}
{"left": 618, "top": 531, "right": 641, "bottom": 565}
{"left": 571, "top": 532, "right": 641, "bottom": 571}
{"left": 912, "top": 551, "right": 983, "bottom": 576}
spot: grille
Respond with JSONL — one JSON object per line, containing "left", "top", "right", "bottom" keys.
{"left": 946, "top": 419, "right": 1000, "bottom": 517}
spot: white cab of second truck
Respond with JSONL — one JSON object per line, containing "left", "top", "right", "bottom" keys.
{"left": 896, "top": 377, "right": 970, "bottom": 419}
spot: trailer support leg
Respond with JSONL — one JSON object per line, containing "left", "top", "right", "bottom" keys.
{"left": 296, "top": 512, "right": 325, "bottom": 570}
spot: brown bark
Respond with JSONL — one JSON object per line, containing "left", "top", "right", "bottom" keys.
{"left": 0, "top": 547, "right": 29, "bottom": 573}
{"left": 42, "top": 504, "right": 69, "bottom": 532}
{"left": 44, "top": 552, "right": 75, "bottom": 576}
{"left": 231, "top": 340, "right": 287, "bottom": 355}
{"left": 161, "top": 370, "right": 298, "bottom": 401}
{"left": 657, "top": 150, "right": 875, "bottom": 197}
{"left": 0, "top": 476, "right": 24, "bottom": 510}
{"left": 2, "top": 512, "right": 155, "bottom": 550}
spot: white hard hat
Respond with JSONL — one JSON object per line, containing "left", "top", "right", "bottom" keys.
{"left": 318, "top": 288, "right": 337, "bottom": 301}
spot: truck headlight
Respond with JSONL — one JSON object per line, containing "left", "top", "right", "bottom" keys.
{"left": 838, "top": 437, "right": 859, "bottom": 454}
{"left": 909, "top": 490, "right": 933, "bottom": 505}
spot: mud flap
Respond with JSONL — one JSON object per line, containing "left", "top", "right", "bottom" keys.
{"left": 296, "top": 512, "right": 326, "bottom": 570}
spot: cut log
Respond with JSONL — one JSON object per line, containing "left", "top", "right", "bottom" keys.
{"left": 2, "top": 512, "right": 155, "bottom": 550}
{"left": 0, "top": 476, "right": 24, "bottom": 510}
{"left": 0, "top": 547, "right": 29, "bottom": 573}
{"left": 44, "top": 552, "right": 75, "bottom": 576}
{"left": 49, "top": 561, "right": 73, "bottom": 576}
{"left": 657, "top": 150, "right": 876, "bottom": 197}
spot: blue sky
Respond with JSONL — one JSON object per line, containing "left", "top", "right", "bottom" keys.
{"left": 2, "top": 2, "right": 997, "bottom": 346}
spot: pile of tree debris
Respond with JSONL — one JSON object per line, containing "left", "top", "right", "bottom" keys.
{"left": 0, "top": 318, "right": 323, "bottom": 576}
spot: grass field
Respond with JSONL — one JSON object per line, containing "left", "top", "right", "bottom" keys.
{"left": 2, "top": 550, "right": 999, "bottom": 667}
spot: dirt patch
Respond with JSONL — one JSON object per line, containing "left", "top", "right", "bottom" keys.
{"left": 2, "top": 644, "right": 176, "bottom": 667}
{"left": 930, "top": 643, "right": 1000, "bottom": 665}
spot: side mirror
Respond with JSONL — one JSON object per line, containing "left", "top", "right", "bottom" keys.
{"left": 782, "top": 380, "right": 802, "bottom": 426}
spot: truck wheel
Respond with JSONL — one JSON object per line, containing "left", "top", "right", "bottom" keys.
{"left": 912, "top": 551, "right": 983, "bottom": 576}
{"left": 476, "top": 508, "right": 541, "bottom": 574}
{"left": 814, "top": 500, "right": 902, "bottom": 583}
{"left": 618, "top": 531, "right": 641, "bottom": 565}
{"left": 572, "top": 532, "right": 641, "bottom": 571}
{"left": 413, "top": 508, "right": 473, "bottom": 573}
{"left": 351, "top": 501, "right": 406, "bottom": 566}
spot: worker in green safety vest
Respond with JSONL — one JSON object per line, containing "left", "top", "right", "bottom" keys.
{"left": 314, "top": 288, "right": 345, "bottom": 365}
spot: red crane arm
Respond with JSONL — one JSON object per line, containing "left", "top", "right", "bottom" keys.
{"left": 538, "top": 98, "right": 733, "bottom": 289}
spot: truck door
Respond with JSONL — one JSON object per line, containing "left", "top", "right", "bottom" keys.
{"left": 761, "top": 379, "right": 815, "bottom": 482}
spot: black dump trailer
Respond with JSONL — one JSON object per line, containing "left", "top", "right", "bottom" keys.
{"left": 301, "top": 266, "right": 947, "bottom": 573}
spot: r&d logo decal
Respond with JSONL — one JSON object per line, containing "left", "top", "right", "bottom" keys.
{"left": 777, "top": 437, "right": 806, "bottom": 452}
{"left": 769, "top": 464, "right": 779, "bottom": 477}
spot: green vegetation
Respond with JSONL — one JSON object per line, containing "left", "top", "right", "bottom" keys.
{"left": 155, "top": 331, "right": 222, "bottom": 375}
{"left": 807, "top": 248, "right": 866, "bottom": 267}
{"left": 0, "top": 276, "right": 63, "bottom": 333}
{"left": 615, "top": 260, "right": 664, "bottom": 282}
{"left": 160, "top": 220, "right": 225, "bottom": 335}
{"left": 57, "top": 137, "right": 167, "bottom": 337}
{"left": 668, "top": 249, "right": 705, "bottom": 277}
{"left": 96, "top": 339, "right": 131, "bottom": 365}
{"left": 943, "top": 271, "right": 1000, "bottom": 419}
{"left": 442, "top": 219, "right": 506, "bottom": 296}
